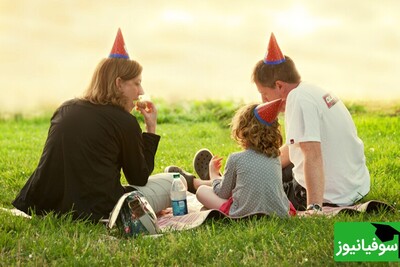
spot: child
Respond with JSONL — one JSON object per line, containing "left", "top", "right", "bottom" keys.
{"left": 196, "top": 99, "right": 296, "bottom": 217}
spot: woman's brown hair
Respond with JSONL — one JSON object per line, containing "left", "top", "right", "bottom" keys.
{"left": 83, "top": 58, "right": 142, "bottom": 108}
{"left": 230, "top": 103, "right": 282, "bottom": 158}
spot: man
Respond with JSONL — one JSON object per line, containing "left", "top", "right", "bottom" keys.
{"left": 252, "top": 33, "right": 370, "bottom": 213}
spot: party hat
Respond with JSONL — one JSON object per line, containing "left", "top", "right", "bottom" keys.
{"left": 254, "top": 98, "right": 283, "bottom": 125}
{"left": 263, "top": 33, "right": 285, "bottom": 65}
{"left": 109, "top": 28, "right": 129, "bottom": 59}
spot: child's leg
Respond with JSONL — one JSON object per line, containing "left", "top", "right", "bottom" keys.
{"left": 193, "top": 179, "right": 212, "bottom": 190}
{"left": 196, "top": 185, "right": 227, "bottom": 210}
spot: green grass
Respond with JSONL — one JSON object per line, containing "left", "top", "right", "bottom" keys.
{"left": 0, "top": 100, "right": 399, "bottom": 266}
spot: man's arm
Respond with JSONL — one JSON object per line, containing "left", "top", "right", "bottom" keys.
{"left": 279, "top": 144, "right": 291, "bottom": 168}
{"left": 299, "top": 141, "right": 325, "bottom": 206}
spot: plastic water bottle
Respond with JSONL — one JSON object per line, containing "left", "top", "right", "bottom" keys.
{"left": 170, "top": 173, "right": 188, "bottom": 216}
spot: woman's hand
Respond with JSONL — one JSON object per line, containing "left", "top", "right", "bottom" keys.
{"left": 209, "top": 155, "right": 223, "bottom": 180}
{"left": 136, "top": 101, "right": 157, "bottom": 134}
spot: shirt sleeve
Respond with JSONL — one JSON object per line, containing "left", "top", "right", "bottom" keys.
{"left": 120, "top": 116, "right": 160, "bottom": 186}
{"left": 286, "top": 91, "right": 322, "bottom": 144}
{"left": 212, "top": 154, "right": 237, "bottom": 199}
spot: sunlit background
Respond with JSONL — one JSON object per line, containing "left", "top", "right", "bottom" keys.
{"left": 1, "top": 0, "right": 399, "bottom": 113}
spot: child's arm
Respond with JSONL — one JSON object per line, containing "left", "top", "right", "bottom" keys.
{"left": 212, "top": 155, "right": 236, "bottom": 199}
{"left": 209, "top": 155, "right": 223, "bottom": 180}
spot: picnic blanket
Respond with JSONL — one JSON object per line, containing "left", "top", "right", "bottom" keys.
{"left": 156, "top": 193, "right": 397, "bottom": 232}
{"left": 2, "top": 194, "right": 396, "bottom": 233}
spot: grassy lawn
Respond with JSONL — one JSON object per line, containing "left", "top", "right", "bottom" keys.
{"left": 0, "top": 100, "right": 399, "bottom": 266}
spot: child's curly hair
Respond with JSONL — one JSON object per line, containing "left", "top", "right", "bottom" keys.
{"left": 230, "top": 103, "right": 282, "bottom": 158}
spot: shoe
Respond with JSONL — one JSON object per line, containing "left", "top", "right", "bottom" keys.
{"left": 193, "top": 148, "right": 213, "bottom": 180}
{"left": 164, "top": 166, "right": 196, "bottom": 194}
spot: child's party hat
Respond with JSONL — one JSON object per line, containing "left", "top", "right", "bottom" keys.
{"left": 254, "top": 98, "right": 283, "bottom": 125}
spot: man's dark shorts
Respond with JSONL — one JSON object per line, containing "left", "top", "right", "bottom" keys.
{"left": 282, "top": 164, "right": 340, "bottom": 211}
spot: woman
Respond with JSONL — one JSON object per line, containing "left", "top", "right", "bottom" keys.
{"left": 12, "top": 29, "right": 180, "bottom": 221}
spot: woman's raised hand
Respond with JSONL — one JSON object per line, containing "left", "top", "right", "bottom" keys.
{"left": 136, "top": 101, "right": 157, "bottom": 134}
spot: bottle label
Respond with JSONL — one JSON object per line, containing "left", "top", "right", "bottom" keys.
{"left": 171, "top": 199, "right": 188, "bottom": 216}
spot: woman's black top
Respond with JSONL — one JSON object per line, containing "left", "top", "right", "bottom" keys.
{"left": 12, "top": 99, "right": 160, "bottom": 221}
